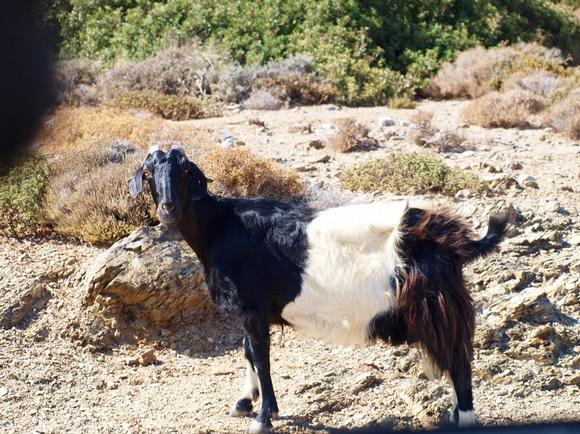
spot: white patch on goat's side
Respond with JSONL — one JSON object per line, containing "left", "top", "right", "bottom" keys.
{"left": 281, "top": 200, "right": 408, "bottom": 346}
{"left": 457, "top": 410, "right": 476, "bottom": 427}
{"left": 148, "top": 144, "right": 160, "bottom": 154}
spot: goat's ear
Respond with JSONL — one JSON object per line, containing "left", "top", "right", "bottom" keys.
{"left": 187, "top": 162, "right": 208, "bottom": 200}
{"left": 128, "top": 167, "right": 144, "bottom": 198}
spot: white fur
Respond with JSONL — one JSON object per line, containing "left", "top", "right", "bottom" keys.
{"left": 281, "top": 200, "right": 408, "bottom": 346}
{"left": 148, "top": 145, "right": 160, "bottom": 154}
{"left": 249, "top": 420, "right": 271, "bottom": 434}
{"left": 457, "top": 410, "right": 476, "bottom": 427}
{"left": 230, "top": 360, "right": 260, "bottom": 417}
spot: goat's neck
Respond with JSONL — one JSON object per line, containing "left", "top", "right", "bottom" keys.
{"left": 177, "top": 194, "right": 223, "bottom": 269}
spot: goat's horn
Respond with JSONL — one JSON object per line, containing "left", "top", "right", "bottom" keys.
{"left": 148, "top": 145, "right": 160, "bottom": 154}
{"left": 171, "top": 144, "right": 184, "bottom": 153}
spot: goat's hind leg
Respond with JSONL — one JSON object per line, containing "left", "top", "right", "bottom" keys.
{"left": 449, "top": 348, "right": 476, "bottom": 428}
{"left": 230, "top": 337, "right": 260, "bottom": 417}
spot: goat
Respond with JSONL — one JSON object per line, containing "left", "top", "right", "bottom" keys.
{"left": 129, "top": 145, "right": 512, "bottom": 433}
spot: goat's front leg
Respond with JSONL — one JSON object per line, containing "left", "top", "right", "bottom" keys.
{"left": 244, "top": 313, "right": 278, "bottom": 434}
{"left": 230, "top": 337, "right": 260, "bottom": 417}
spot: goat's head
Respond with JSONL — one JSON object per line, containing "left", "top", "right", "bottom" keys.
{"left": 129, "top": 145, "right": 210, "bottom": 225}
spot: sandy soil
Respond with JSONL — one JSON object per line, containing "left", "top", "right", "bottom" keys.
{"left": 1, "top": 100, "right": 579, "bottom": 433}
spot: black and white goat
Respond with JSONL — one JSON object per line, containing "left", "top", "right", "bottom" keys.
{"left": 129, "top": 146, "right": 511, "bottom": 433}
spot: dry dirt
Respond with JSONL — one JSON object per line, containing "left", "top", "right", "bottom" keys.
{"left": 1, "top": 100, "right": 579, "bottom": 433}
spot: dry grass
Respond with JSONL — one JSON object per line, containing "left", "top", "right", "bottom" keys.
{"left": 107, "top": 91, "right": 209, "bottom": 120}
{"left": 410, "top": 111, "right": 436, "bottom": 146}
{"left": 44, "top": 143, "right": 157, "bottom": 245}
{"left": 340, "top": 153, "right": 487, "bottom": 196}
{"left": 54, "top": 59, "right": 101, "bottom": 106}
{"left": 543, "top": 89, "right": 580, "bottom": 139}
{"left": 37, "top": 107, "right": 211, "bottom": 154}
{"left": 424, "top": 44, "right": 565, "bottom": 99}
{"left": 503, "top": 71, "right": 564, "bottom": 98}
{"left": 198, "top": 147, "right": 304, "bottom": 200}
{"left": 99, "top": 45, "right": 224, "bottom": 100}
{"left": 410, "top": 111, "right": 467, "bottom": 152}
{"left": 462, "top": 90, "right": 545, "bottom": 128}
{"left": 244, "top": 90, "right": 283, "bottom": 110}
{"left": 256, "top": 74, "right": 336, "bottom": 106}
{"left": 328, "top": 118, "right": 376, "bottom": 153}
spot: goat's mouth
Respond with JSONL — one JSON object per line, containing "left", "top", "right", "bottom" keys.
{"left": 156, "top": 204, "right": 181, "bottom": 226}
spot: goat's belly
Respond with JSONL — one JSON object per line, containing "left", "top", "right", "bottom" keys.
{"left": 281, "top": 201, "right": 405, "bottom": 346}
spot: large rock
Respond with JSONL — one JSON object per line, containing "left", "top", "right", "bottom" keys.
{"left": 83, "top": 226, "right": 211, "bottom": 325}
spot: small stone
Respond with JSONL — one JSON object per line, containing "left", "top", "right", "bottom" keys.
{"left": 517, "top": 174, "right": 539, "bottom": 189}
{"left": 566, "top": 374, "right": 580, "bottom": 386}
{"left": 327, "top": 104, "right": 339, "bottom": 111}
{"left": 507, "top": 160, "right": 523, "bottom": 170}
{"left": 220, "top": 131, "right": 236, "bottom": 148}
{"left": 0, "top": 387, "right": 8, "bottom": 397}
{"left": 310, "top": 155, "right": 331, "bottom": 164}
{"left": 454, "top": 189, "right": 472, "bottom": 199}
{"left": 541, "top": 378, "right": 562, "bottom": 391}
{"left": 377, "top": 116, "right": 396, "bottom": 127}
{"left": 352, "top": 372, "right": 382, "bottom": 394}
{"left": 308, "top": 140, "right": 325, "bottom": 150}
{"left": 140, "top": 349, "right": 157, "bottom": 366}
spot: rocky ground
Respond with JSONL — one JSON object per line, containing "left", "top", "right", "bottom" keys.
{"left": 1, "top": 100, "right": 579, "bottom": 433}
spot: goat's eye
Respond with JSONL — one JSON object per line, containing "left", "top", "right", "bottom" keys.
{"left": 143, "top": 171, "right": 151, "bottom": 179}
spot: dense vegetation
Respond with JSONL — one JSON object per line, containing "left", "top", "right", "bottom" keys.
{"left": 44, "top": 0, "right": 579, "bottom": 105}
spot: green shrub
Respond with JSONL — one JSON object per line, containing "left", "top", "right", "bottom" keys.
{"left": 108, "top": 91, "right": 209, "bottom": 120}
{"left": 340, "top": 153, "right": 486, "bottom": 196}
{"left": 0, "top": 153, "right": 51, "bottom": 237}
{"left": 49, "top": 1, "right": 579, "bottom": 106}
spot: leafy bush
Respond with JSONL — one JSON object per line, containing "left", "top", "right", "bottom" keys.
{"left": 44, "top": 143, "right": 157, "bottom": 245}
{"left": 340, "top": 153, "right": 486, "bottom": 196}
{"left": 462, "top": 90, "right": 545, "bottom": 128}
{"left": 543, "top": 89, "right": 580, "bottom": 139}
{"left": 0, "top": 153, "right": 51, "bottom": 237}
{"left": 50, "top": 1, "right": 580, "bottom": 106}
{"left": 107, "top": 91, "right": 208, "bottom": 120}
{"left": 198, "top": 147, "right": 304, "bottom": 200}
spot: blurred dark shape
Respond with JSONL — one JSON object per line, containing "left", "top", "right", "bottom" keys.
{"left": 0, "top": 1, "right": 55, "bottom": 168}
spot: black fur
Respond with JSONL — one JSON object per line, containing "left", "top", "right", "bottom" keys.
{"left": 132, "top": 150, "right": 509, "bottom": 431}
{"left": 133, "top": 149, "right": 316, "bottom": 430}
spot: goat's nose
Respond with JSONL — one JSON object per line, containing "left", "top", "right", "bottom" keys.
{"left": 161, "top": 202, "right": 176, "bottom": 213}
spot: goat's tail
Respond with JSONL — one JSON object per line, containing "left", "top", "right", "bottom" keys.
{"left": 462, "top": 208, "right": 515, "bottom": 263}
{"left": 394, "top": 207, "right": 512, "bottom": 378}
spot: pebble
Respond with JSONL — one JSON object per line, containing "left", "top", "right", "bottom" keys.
{"left": 377, "top": 116, "right": 395, "bottom": 127}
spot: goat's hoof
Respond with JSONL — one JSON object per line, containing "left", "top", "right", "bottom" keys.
{"left": 251, "top": 388, "right": 260, "bottom": 402}
{"left": 230, "top": 398, "right": 253, "bottom": 417}
{"left": 449, "top": 408, "right": 477, "bottom": 428}
{"left": 248, "top": 419, "right": 272, "bottom": 434}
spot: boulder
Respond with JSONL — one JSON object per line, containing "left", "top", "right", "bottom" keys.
{"left": 83, "top": 225, "right": 211, "bottom": 325}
